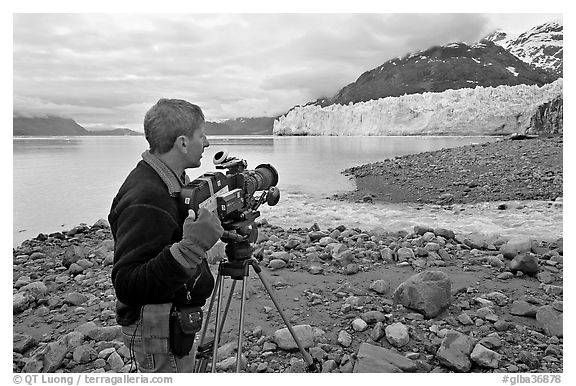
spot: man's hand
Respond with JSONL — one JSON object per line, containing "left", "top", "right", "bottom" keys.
{"left": 170, "top": 208, "right": 224, "bottom": 269}
{"left": 182, "top": 208, "right": 224, "bottom": 251}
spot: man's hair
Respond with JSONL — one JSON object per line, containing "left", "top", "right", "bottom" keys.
{"left": 144, "top": 98, "right": 205, "bottom": 154}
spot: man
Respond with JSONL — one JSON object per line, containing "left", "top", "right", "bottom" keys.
{"left": 109, "top": 99, "right": 224, "bottom": 372}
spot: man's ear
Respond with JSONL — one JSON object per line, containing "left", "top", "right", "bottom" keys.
{"left": 175, "top": 135, "right": 188, "bottom": 153}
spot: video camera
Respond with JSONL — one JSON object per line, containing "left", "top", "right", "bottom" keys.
{"left": 180, "top": 150, "right": 280, "bottom": 243}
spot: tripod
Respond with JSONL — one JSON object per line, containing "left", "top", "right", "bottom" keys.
{"left": 194, "top": 240, "right": 317, "bottom": 373}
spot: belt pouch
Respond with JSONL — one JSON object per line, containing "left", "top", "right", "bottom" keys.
{"left": 141, "top": 303, "right": 171, "bottom": 354}
{"left": 169, "top": 305, "right": 203, "bottom": 357}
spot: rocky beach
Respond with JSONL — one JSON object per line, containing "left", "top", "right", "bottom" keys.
{"left": 13, "top": 136, "right": 563, "bottom": 374}
{"left": 336, "top": 135, "right": 563, "bottom": 205}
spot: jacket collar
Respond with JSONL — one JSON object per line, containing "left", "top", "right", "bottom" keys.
{"left": 142, "top": 150, "right": 188, "bottom": 197}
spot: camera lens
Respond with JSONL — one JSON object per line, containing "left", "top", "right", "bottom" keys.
{"left": 244, "top": 164, "right": 278, "bottom": 194}
{"left": 254, "top": 164, "right": 279, "bottom": 189}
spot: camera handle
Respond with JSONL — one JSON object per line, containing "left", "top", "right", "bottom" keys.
{"left": 194, "top": 247, "right": 318, "bottom": 373}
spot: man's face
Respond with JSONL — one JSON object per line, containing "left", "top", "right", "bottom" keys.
{"left": 185, "top": 125, "right": 209, "bottom": 168}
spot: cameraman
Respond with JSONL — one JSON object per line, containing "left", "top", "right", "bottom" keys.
{"left": 109, "top": 99, "right": 224, "bottom": 372}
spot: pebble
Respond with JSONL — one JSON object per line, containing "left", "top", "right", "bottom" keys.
{"left": 385, "top": 322, "right": 410, "bottom": 347}
{"left": 337, "top": 330, "right": 352, "bottom": 347}
{"left": 352, "top": 318, "right": 368, "bottom": 332}
{"left": 369, "top": 279, "right": 390, "bottom": 294}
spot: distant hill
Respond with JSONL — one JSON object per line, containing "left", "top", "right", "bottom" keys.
{"left": 13, "top": 115, "right": 142, "bottom": 136}
{"left": 87, "top": 128, "right": 142, "bottom": 136}
{"left": 205, "top": 117, "right": 275, "bottom": 135}
{"left": 13, "top": 116, "right": 89, "bottom": 136}
{"left": 13, "top": 114, "right": 274, "bottom": 137}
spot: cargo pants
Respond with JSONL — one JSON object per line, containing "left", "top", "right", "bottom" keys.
{"left": 121, "top": 304, "right": 196, "bottom": 373}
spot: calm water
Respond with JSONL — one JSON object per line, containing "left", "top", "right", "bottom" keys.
{"left": 13, "top": 135, "right": 497, "bottom": 246}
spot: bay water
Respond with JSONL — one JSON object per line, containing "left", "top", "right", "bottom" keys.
{"left": 13, "top": 135, "right": 501, "bottom": 246}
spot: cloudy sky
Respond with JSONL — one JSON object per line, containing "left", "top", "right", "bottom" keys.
{"left": 13, "top": 12, "right": 561, "bottom": 131}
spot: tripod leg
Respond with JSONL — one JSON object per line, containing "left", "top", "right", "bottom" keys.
{"left": 211, "top": 275, "right": 225, "bottom": 373}
{"left": 217, "top": 279, "right": 237, "bottom": 339}
{"left": 195, "top": 276, "right": 237, "bottom": 373}
{"left": 236, "top": 278, "right": 248, "bottom": 372}
{"left": 253, "top": 265, "right": 316, "bottom": 370}
{"left": 198, "top": 272, "right": 221, "bottom": 347}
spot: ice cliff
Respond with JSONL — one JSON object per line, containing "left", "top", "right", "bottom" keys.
{"left": 273, "top": 79, "right": 563, "bottom": 136}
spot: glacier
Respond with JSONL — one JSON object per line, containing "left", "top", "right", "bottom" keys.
{"left": 273, "top": 79, "right": 563, "bottom": 136}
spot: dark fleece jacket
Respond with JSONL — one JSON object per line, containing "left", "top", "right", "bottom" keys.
{"left": 109, "top": 160, "right": 214, "bottom": 326}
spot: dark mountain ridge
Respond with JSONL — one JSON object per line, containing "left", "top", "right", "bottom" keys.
{"left": 311, "top": 40, "right": 558, "bottom": 108}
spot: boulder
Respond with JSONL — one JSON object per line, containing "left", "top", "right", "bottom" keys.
{"left": 470, "top": 344, "right": 501, "bottom": 368}
{"left": 435, "top": 330, "right": 477, "bottom": 372}
{"left": 333, "top": 250, "right": 354, "bottom": 267}
{"left": 13, "top": 333, "right": 37, "bottom": 354}
{"left": 14, "top": 275, "right": 32, "bottom": 289}
{"left": 337, "top": 330, "right": 352, "bottom": 347}
{"left": 352, "top": 318, "right": 368, "bottom": 332}
{"left": 510, "top": 300, "right": 539, "bottom": 317}
{"left": 353, "top": 343, "right": 417, "bottom": 373}
{"left": 393, "top": 270, "right": 451, "bottom": 318}
{"left": 22, "top": 338, "right": 68, "bottom": 373}
{"left": 500, "top": 237, "right": 533, "bottom": 259}
{"left": 476, "top": 307, "right": 499, "bottom": 322}
{"left": 62, "top": 245, "right": 86, "bottom": 268}
{"left": 380, "top": 247, "right": 395, "bottom": 262}
{"left": 30, "top": 252, "right": 47, "bottom": 260}
{"left": 92, "top": 219, "right": 110, "bottom": 229}
{"left": 460, "top": 233, "right": 489, "bottom": 249}
{"left": 536, "top": 306, "right": 563, "bottom": 337}
{"left": 107, "top": 352, "right": 125, "bottom": 371}
{"left": 385, "top": 322, "right": 409, "bottom": 347}
{"left": 360, "top": 310, "right": 386, "bottom": 324}
{"left": 272, "top": 325, "right": 314, "bottom": 350}
{"left": 434, "top": 228, "right": 455, "bottom": 239}
{"left": 268, "top": 259, "right": 287, "bottom": 270}
{"left": 344, "top": 263, "right": 359, "bottom": 275}
{"left": 509, "top": 253, "right": 539, "bottom": 276}
{"left": 13, "top": 293, "right": 29, "bottom": 314}
{"left": 319, "top": 237, "right": 338, "bottom": 247}
{"left": 64, "top": 292, "right": 89, "bottom": 306}
{"left": 102, "top": 252, "right": 115, "bottom": 267}
{"left": 396, "top": 247, "right": 414, "bottom": 262}
{"left": 73, "top": 345, "right": 98, "bottom": 364}
{"left": 414, "top": 225, "right": 434, "bottom": 235}
{"left": 307, "top": 231, "right": 328, "bottom": 242}
{"left": 370, "top": 322, "right": 385, "bottom": 341}
{"left": 369, "top": 280, "right": 390, "bottom": 295}
{"left": 68, "top": 263, "right": 85, "bottom": 275}
{"left": 86, "top": 326, "right": 122, "bottom": 342}
{"left": 75, "top": 321, "right": 98, "bottom": 336}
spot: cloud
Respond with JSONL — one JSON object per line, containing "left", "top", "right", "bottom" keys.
{"left": 13, "top": 13, "right": 559, "bottom": 125}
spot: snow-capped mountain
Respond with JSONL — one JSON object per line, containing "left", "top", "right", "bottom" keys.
{"left": 485, "top": 21, "right": 563, "bottom": 76}
{"left": 483, "top": 29, "right": 511, "bottom": 45}
{"left": 304, "top": 39, "right": 557, "bottom": 109}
